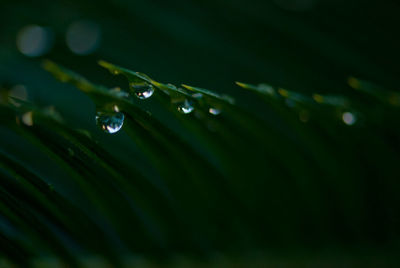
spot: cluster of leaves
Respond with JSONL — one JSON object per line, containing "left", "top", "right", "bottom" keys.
{"left": 1, "top": 61, "right": 400, "bottom": 266}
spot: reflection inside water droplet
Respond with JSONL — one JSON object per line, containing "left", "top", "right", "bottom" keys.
{"left": 130, "top": 83, "right": 154, "bottom": 99}
{"left": 177, "top": 99, "right": 194, "bottom": 114}
{"left": 112, "top": 105, "right": 120, "bottom": 112}
{"left": 209, "top": 107, "right": 221, "bottom": 115}
{"left": 95, "top": 111, "right": 124, "bottom": 134}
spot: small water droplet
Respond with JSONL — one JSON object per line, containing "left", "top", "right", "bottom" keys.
{"left": 130, "top": 82, "right": 154, "bottom": 99}
{"left": 22, "top": 111, "right": 34, "bottom": 126}
{"left": 177, "top": 99, "right": 194, "bottom": 114}
{"left": 192, "top": 93, "right": 203, "bottom": 99}
{"left": 95, "top": 111, "right": 124, "bottom": 134}
{"left": 342, "top": 112, "right": 356, "bottom": 126}
{"left": 166, "top": 83, "right": 177, "bottom": 89}
{"left": 208, "top": 107, "right": 221, "bottom": 115}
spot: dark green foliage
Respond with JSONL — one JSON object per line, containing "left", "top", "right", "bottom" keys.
{"left": 1, "top": 60, "right": 400, "bottom": 266}
{"left": 1, "top": 0, "right": 400, "bottom": 266}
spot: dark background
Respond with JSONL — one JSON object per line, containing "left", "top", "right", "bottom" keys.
{"left": 2, "top": 0, "right": 399, "bottom": 101}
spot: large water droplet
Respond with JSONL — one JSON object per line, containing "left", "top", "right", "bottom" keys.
{"left": 130, "top": 82, "right": 154, "bottom": 99}
{"left": 95, "top": 111, "right": 124, "bottom": 134}
{"left": 177, "top": 99, "right": 194, "bottom": 114}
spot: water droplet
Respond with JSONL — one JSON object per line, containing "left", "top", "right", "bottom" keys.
{"left": 130, "top": 83, "right": 154, "bottom": 99}
{"left": 22, "top": 111, "right": 34, "bottom": 126}
{"left": 113, "top": 105, "right": 120, "bottom": 112}
{"left": 95, "top": 111, "right": 124, "bottom": 134}
{"left": 342, "top": 112, "right": 356, "bottom": 126}
{"left": 209, "top": 107, "right": 221, "bottom": 115}
{"left": 177, "top": 99, "right": 194, "bottom": 114}
{"left": 192, "top": 93, "right": 203, "bottom": 99}
{"left": 258, "top": 84, "right": 275, "bottom": 95}
{"left": 166, "top": 83, "right": 177, "bottom": 89}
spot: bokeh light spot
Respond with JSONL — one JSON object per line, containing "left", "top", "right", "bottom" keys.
{"left": 16, "top": 25, "right": 53, "bottom": 57}
{"left": 66, "top": 20, "right": 101, "bottom": 55}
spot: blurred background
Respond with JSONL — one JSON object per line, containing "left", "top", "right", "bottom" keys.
{"left": 2, "top": 0, "right": 399, "bottom": 105}
{"left": 1, "top": 0, "right": 400, "bottom": 266}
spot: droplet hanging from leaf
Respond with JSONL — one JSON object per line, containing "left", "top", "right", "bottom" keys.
{"left": 95, "top": 111, "right": 124, "bottom": 134}
{"left": 177, "top": 99, "right": 194, "bottom": 114}
{"left": 130, "top": 82, "right": 154, "bottom": 99}
{"left": 21, "top": 111, "right": 34, "bottom": 126}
